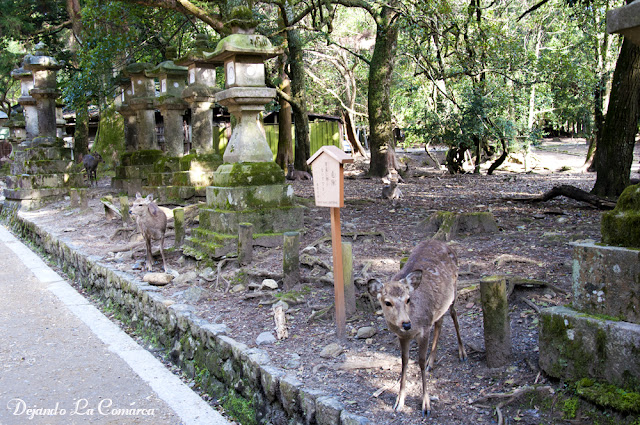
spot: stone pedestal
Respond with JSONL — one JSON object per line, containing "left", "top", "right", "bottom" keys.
{"left": 115, "top": 74, "right": 138, "bottom": 152}
{"left": 539, "top": 186, "right": 640, "bottom": 391}
{"left": 184, "top": 162, "right": 303, "bottom": 259}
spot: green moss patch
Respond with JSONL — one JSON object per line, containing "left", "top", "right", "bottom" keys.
{"left": 576, "top": 378, "right": 640, "bottom": 414}
{"left": 602, "top": 184, "right": 640, "bottom": 248}
{"left": 212, "top": 162, "right": 284, "bottom": 187}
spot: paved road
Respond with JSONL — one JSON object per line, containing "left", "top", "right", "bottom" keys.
{"left": 0, "top": 224, "right": 229, "bottom": 425}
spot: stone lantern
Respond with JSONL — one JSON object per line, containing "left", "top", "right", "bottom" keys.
{"left": 55, "top": 99, "right": 66, "bottom": 139}
{"left": 183, "top": 7, "right": 303, "bottom": 260}
{"left": 146, "top": 47, "right": 188, "bottom": 157}
{"left": 115, "top": 73, "right": 138, "bottom": 152}
{"left": 10, "top": 66, "right": 37, "bottom": 140}
{"left": 175, "top": 34, "right": 222, "bottom": 155}
{"left": 22, "top": 42, "right": 62, "bottom": 145}
{"left": 205, "top": 16, "right": 281, "bottom": 164}
{"left": 125, "top": 62, "right": 158, "bottom": 150}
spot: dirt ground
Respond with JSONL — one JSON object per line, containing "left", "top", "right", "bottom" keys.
{"left": 7, "top": 138, "right": 640, "bottom": 425}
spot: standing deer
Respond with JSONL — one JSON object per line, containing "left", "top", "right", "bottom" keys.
{"left": 83, "top": 153, "right": 104, "bottom": 187}
{"left": 368, "top": 240, "right": 467, "bottom": 416}
{"left": 286, "top": 163, "right": 313, "bottom": 181}
{"left": 129, "top": 193, "right": 167, "bottom": 272}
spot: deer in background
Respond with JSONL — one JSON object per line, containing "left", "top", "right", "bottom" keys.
{"left": 129, "top": 193, "right": 167, "bottom": 272}
{"left": 82, "top": 152, "right": 104, "bottom": 187}
{"left": 286, "top": 163, "right": 313, "bottom": 181}
{"left": 368, "top": 239, "right": 467, "bottom": 416}
{"left": 382, "top": 169, "right": 403, "bottom": 202}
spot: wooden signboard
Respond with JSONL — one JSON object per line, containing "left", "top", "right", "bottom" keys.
{"left": 307, "top": 146, "right": 353, "bottom": 339}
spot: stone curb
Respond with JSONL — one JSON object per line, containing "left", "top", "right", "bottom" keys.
{"left": 3, "top": 209, "right": 372, "bottom": 425}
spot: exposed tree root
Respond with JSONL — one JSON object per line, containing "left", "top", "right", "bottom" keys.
{"left": 504, "top": 184, "right": 616, "bottom": 209}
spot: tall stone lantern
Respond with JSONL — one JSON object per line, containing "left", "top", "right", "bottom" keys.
{"left": 10, "top": 66, "right": 37, "bottom": 141}
{"left": 205, "top": 18, "right": 280, "bottom": 164}
{"left": 22, "top": 42, "right": 62, "bottom": 145}
{"left": 183, "top": 8, "right": 303, "bottom": 260}
{"left": 146, "top": 47, "right": 189, "bottom": 157}
{"left": 115, "top": 73, "right": 138, "bottom": 152}
{"left": 175, "top": 34, "right": 222, "bottom": 155}
{"left": 125, "top": 62, "right": 158, "bottom": 151}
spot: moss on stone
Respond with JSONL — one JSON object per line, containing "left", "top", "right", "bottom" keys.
{"left": 212, "top": 162, "right": 284, "bottom": 187}
{"left": 602, "top": 184, "right": 640, "bottom": 248}
{"left": 222, "top": 390, "right": 257, "bottom": 425}
{"left": 576, "top": 378, "right": 640, "bottom": 414}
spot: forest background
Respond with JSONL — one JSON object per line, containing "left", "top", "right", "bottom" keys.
{"left": 0, "top": 0, "right": 638, "bottom": 199}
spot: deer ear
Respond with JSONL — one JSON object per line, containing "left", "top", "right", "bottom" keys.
{"left": 145, "top": 194, "right": 153, "bottom": 202}
{"left": 135, "top": 192, "right": 142, "bottom": 199}
{"left": 368, "top": 278, "right": 384, "bottom": 298}
{"left": 404, "top": 271, "right": 423, "bottom": 290}
{"left": 148, "top": 202, "right": 159, "bottom": 216}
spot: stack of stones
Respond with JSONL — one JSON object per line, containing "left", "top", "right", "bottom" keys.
{"left": 3, "top": 43, "right": 81, "bottom": 210}
{"left": 538, "top": 184, "right": 640, "bottom": 391}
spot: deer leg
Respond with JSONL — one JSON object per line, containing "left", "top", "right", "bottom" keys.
{"left": 418, "top": 334, "right": 431, "bottom": 417}
{"left": 159, "top": 235, "right": 167, "bottom": 273}
{"left": 145, "top": 237, "right": 153, "bottom": 271}
{"left": 426, "top": 318, "right": 443, "bottom": 371}
{"left": 393, "top": 337, "right": 411, "bottom": 412}
{"left": 450, "top": 303, "right": 468, "bottom": 362}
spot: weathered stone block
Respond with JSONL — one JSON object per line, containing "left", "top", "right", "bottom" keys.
{"left": 260, "top": 365, "right": 285, "bottom": 402}
{"left": 572, "top": 242, "right": 640, "bottom": 324}
{"left": 539, "top": 306, "right": 640, "bottom": 391}
{"left": 315, "top": 396, "right": 344, "bottom": 425}
{"left": 279, "top": 375, "right": 303, "bottom": 416}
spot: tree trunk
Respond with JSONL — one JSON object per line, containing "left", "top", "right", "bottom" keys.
{"left": 367, "top": 7, "right": 399, "bottom": 177}
{"left": 343, "top": 111, "right": 366, "bottom": 156}
{"left": 276, "top": 55, "right": 293, "bottom": 170}
{"left": 592, "top": 37, "right": 640, "bottom": 198}
{"left": 287, "top": 28, "right": 311, "bottom": 172}
{"left": 74, "top": 101, "right": 90, "bottom": 158}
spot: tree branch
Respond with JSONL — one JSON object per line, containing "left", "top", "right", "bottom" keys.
{"left": 115, "top": 0, "right": 225, "bottom": 34}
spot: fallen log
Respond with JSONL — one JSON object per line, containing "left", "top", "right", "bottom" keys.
{"left": 504, "top": 184, "right": 616, "bottom": 210}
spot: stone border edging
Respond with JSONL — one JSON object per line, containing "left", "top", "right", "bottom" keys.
{"left": 4, "top": 209, "right": 371, "bottom": 425}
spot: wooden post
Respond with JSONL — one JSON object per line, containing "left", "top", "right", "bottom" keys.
{"left": 238, "top": 223, "right": 253, "bottom": 266}
{"left": 307, "top": 146, "right": 353, "bottom": 341}
{"left": 119, "top": 195, "right": 131, "bottom": 225}
{"left": 331, "top": 208, "right": 346, "bottom": 339}
{"left": 342, "top": 241, "right": 355, "bottom": 317}
{"left": 480, "top": 275, "right": 511, "bottom": 367}
{"left": 174, "top": 207, "right": 185, "bottom": 247}
{"left": 282, "top": 231, "right": 300, "bottom": 290}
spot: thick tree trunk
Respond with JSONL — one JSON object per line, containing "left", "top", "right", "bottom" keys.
{"left": 343, "top": 111, "right": 366, "bottom": 156}
{"left": 367, "top": 7, "right": 399, "bottom": 177}
{"left": 592, "top": 37, "right": 640, "bottom": 197}
{"left": 287, "top": 28, "right": 311, "bottom": 172}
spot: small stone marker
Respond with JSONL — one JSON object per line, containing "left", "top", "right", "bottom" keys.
{"left": 480, "top": 275, "right": 511, "bottom": 367}
{"left": 342, "top": 241, "right": 356, "bottom": 316}
{"left": 173, "top": 207, "right": 185, "bottom": 246}
{"left": 283, "top": 231, "right": 300, "bottom": 290}
{"left": 307, "top": 146, "right": 353, "bottom": 340}
{"left": 238, "top": 222, "right": 253, "bottom": 265}
{"left": 120, "top": 195, "right": 131, "bottom": 224}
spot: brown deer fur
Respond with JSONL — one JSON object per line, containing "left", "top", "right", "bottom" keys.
{"left": 129, "top": 193, "right": 167, "bottom": 272}
{"left": 369, "top": 239, "right": 467, "bottom": 416}
{"left": 286, "top": 163, "right": 312, "bottom": 181}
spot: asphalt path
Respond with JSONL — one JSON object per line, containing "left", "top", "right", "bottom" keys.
{"left": 0, "top": 224, "right": 229, "bottom": 425}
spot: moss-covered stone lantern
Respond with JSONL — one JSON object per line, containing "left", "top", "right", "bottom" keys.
{"left": 22, "top": 42, "right": 62, "bottom": 146}
{"left": 146, "top": 47, "right": 189, "bottom": 157}
{"left": 125, "top": 62, "right": 158, "bottom": 150}
{"left": 115, "top": 72, "right": 138, "bottom": 152}
{"left": 183, "top": 7, "right": 303, "bottom": 261}
{"left": 175, "top": 34, "right": 222, "bottom": 155}
{"left": 10, "top": 66, "right": 37, "bottom": 141}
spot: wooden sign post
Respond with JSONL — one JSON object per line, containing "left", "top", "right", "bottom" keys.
{"left": 307, "top": 146, "right": 353, "bottom": 340}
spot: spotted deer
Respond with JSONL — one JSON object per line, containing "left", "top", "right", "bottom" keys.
{"left": 129, "top": 193, "right": 167, "bottom": 272}
{"left": 368, "top": 239, "right": 467, "bottom": 416}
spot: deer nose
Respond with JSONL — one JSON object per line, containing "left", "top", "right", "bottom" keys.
{"left": 402, "top": 322, "right": 412, "bottom": 331}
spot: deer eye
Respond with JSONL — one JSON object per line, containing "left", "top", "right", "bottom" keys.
{"left": 406, "top": 298, "right": 411, "bottom": 304}
{"left": 385, "top": 301, "right": 392, "bottom": 307}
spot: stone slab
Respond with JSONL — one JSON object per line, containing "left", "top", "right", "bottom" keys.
{"left": 539, "top": 306, "right": 640, "bottom": 390}
{"left": 572, "top": 242, "right": 640, "bottom": 324}
{"left": 206, "top": 184, "right": 294, "bottom": 210}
